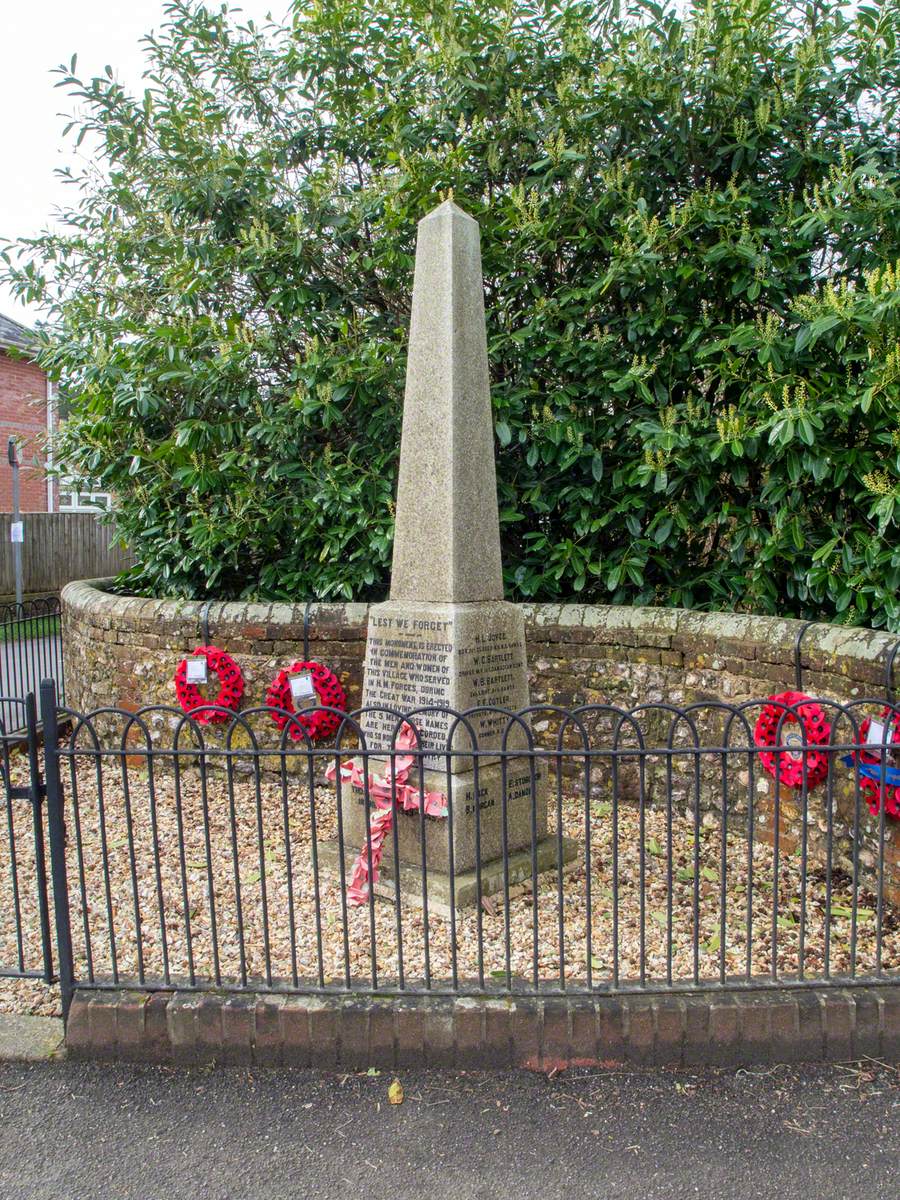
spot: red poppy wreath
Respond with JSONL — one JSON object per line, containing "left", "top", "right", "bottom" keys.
{"left": 852, "top": 707, "right": 900, "bottom": 820}
{"left": 753, "top": 690, "right": 831, "bottom": 790}
{"left": 173, "top": 645, "right": 244, "bottom": 724}
{"left": 265, "top": 660, "right": 346, "bottom": 741}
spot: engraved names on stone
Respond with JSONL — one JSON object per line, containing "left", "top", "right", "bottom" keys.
{"left": 458, "top": 629, "right": 526, "bottom": 744}
{"left": 362, "top": 611, "right": 527, "bottom": 758}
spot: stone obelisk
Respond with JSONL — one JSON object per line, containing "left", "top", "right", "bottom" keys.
{"left": 340, "top": 199, "right": 574, "bottom": 909}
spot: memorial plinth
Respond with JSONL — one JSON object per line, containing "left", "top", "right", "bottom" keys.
{"left": 352, "top": 598, "right": 540, "bottom": 877}
{"left": 328, "top": 200, "right": 575, "bottom": 911}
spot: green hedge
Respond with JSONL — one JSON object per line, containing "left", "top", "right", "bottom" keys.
{"left": 4, "top": 0, "right": 900, "bottom": 625}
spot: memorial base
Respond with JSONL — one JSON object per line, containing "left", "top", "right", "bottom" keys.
{"left": 338, "top": 756, "right": 550, "bottom": 876}
{"left": 319, "top": 836, "right": 579, "bottom": 918}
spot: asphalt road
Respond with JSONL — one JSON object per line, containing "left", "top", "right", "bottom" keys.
{"left": 0, "top": 1059, "right": 897, "bottom": 1199}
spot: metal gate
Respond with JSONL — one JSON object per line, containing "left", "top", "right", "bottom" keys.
{"left": 0, "top": 595, "right": 64, "bottom": 735}
{"left": 0, "top": 693, "right": 54, "bottom": 987}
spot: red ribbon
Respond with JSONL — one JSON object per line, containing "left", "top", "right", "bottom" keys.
{"left": 325, "top": 721, "right": 447, "bottom": 905}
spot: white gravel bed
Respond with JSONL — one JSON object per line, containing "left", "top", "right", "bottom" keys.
{"left": 2, "top": 751, "right": 898, "bottom": 1017}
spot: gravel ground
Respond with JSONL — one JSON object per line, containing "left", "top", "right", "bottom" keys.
{"left": 2, "top": 750, "right": 898, "bottom": 1016}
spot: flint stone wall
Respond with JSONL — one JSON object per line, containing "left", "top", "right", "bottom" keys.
{"left": 62, "top": 580, "right": 900, "bottom": 902}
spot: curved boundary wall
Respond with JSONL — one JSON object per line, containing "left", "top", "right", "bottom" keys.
{"left": 62, "top": 579, "right": 900, "bottom": 716}
{"left": 61, "top": 580, "right": 900, "bottom": 902}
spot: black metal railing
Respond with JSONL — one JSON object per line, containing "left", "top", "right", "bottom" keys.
{"left": 2, "top": 681, "right": 893, "bottom": 1020}
{"left": 0, "top": 694, "right": 54, "bottom": 985}
{"left": 0, "top": 595, "right": 64, "bottom": 732}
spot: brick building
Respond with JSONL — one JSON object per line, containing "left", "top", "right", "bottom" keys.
{"left": 0, "top": 311, "right": 54, "bottom": 512}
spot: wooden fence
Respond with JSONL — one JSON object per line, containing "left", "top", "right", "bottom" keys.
{"left": 0, "top": 512, "right": 132, "bottom": 596}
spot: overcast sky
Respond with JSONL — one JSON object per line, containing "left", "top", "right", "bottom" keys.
{"left": 0, "top": 1, "right": 287, "bottom": 327}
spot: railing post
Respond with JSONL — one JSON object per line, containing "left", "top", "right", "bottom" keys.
{"left": 39, "top": 678, "right": 75, "bottom": 1020}
{"left": 25, "top": 692, "right": 54, "bottom": 983}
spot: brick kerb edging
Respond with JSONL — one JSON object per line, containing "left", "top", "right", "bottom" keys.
{"left": 65, "top": 986, "right": 900, "bottom": 1070}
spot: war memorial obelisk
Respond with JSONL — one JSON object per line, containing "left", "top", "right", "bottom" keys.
{"left": 339, "top": 199, "right": 574, "bottom": 910}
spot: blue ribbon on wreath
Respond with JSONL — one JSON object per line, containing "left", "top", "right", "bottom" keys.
{"left": 841, "top": 754, "right": 900, "bottom": 788}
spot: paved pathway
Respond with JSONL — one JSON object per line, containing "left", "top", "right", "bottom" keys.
{"left": 0, "top": 1059, "right": 897, "bottom": 1199}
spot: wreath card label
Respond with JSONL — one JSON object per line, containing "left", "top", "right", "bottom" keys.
{"left": 287, "top": 670, "right": 317, "bottom": 710}
{"left": 184, "top": 655, "right": 209, "bottom": 685}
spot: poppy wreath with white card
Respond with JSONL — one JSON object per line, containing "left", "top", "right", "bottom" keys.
{"left": 753, "top": 690, "right": 831, "bottom": 790}
{"left": 173, "top": 645, "right": 244, "bottom": 724}
{"left": 265, "top": 660, "right": 346, "bottom": 741}
{"left": 852, "top": 708, "right": 900, "bottom": 819}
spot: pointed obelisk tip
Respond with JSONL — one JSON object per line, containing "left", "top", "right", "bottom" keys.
{"left": 389, "top": 188, "right": 504, "bottom": 604}
{"left": 420, "top": 197, "right": 477, "bottom": 225}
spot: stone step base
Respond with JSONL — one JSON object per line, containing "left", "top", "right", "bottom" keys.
{"left": 318, "top": 836, "right": 580, "bottom": 916}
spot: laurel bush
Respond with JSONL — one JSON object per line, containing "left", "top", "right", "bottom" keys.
{"left": 4, "top": 0, "right": 900, "bottom": 626}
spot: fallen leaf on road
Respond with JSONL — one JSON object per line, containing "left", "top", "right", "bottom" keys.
{"left": 388, "top": 1078, "right": 404, "bottom": 1105}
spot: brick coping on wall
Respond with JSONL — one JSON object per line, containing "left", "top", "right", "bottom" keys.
{"left": 65, "top": 985, "right": 900, "bottom": 1070}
